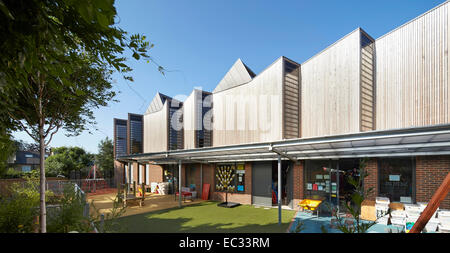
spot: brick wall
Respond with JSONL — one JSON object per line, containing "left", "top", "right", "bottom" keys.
{"left": 292, "top": 161, "right": 304, "bottom": 208}
{"left": 363, "top": 158, "right": 378, "bottom": 200}
{"left": 132, "top": 162, "right": 138, "bottom": 185}
{"left": 114, "top": 160, "right": 124, "bottom": 185}
{"left": 183, "top": 164, "right": 202, "bottom": 196}
{"left": 416, "top": 155, "right": 450, "bottom": 209}
{"left": 148, "top": 164, "right": 163, "bottom": 183}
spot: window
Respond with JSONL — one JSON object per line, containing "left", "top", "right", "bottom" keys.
{"left": 304, "top": 160, "right": 332, "bottom": 200}
{"left": 378, "top": 158, "right": 414, "bottom": 202}
{"left": 25, "top": 154, "right": 33, "bottom": 158}
{"left": 22, "top": 165, "right": 31, "bottom": 172}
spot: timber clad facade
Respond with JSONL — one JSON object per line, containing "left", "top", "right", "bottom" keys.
{"left": 115, "top": 2, "right": 450, "bottom": 210}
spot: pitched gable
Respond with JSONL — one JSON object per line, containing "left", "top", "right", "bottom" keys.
{"left": 213, "top": 58, "right": 255, "bottom": 93}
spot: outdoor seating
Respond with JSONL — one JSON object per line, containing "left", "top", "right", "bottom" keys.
{"left": 175, "top": 187, "right": 195, "bottom": 202}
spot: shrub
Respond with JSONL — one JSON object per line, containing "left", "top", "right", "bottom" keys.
{"left": 46, "top": 184, "right": 91, "bottom": 233}
{"left": 4, "top": 168, "right": 25, "bottom": 179}
{"left": 0, "top": 172, "right": 54, "bottom": 233}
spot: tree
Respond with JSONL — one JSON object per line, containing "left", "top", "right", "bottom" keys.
{"left": 45, "top": 146, "right": 94, "bottom": 177}
{"left": 0, "top": 0, "right": 163, "bottom": 232}
{"left": 96, "top": 137, "right": 114, "bottom": 176}
{"left": 0, "top": 132, "right": 18, "bottom": 177}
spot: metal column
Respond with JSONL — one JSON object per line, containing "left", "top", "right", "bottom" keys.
{"left": 178, "top": 160, "right": 182, "bottom": 208}
{"left": 278, "top": 155, "right": 282, "bottom": 225}
{"left": 336, "top": 161, "right": 340, "bottom": 214}
{"left": 200, "top": 163, "right": 203, "bottom": 199}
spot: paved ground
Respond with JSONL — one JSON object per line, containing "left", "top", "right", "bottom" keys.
{"left": 289, "top": 211, "right": 442, "bottom": 233}
{"left": 87, "top": 192, "right": 202, "bottom": 217}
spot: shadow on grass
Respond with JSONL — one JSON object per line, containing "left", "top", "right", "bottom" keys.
{"left": 117, "top": 201, "right": 294, "bottom": 233}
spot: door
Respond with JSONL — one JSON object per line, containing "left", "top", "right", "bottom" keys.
{"left": 285, "top": 163, "right": 294, "bottom": 208}
{"left": 252, "top": 162, "right": 272, "bottom": 206}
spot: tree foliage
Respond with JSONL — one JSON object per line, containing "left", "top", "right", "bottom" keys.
{"left": 45, "top": 146, "right": 94, "bottom": 177}
{"left": 0, "top": 132, "right": 19, "bottom": 177}
{"left": 96, "top": 137, "right": 114, "bottom": 176}
{"left": 0, "top": 0, "right": 162, "bottom": 232}
{"left": 0, "top": 0, "right": 163, "bottom": 144}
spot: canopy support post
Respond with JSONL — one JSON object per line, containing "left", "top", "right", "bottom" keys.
{"left": 278, "top": 155, "right": 282, "bottom": 225}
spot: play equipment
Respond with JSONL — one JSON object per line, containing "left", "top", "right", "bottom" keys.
{"left": 81, "top": 164, "right": 108, "bottom": 192}
{"left": 299, "top": 199, "right": 323, "bottom": 218}
{"left": 122, "top": 182, "right": 145, "bottom": 207}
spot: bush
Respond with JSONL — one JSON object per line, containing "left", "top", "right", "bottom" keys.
{"left": 0, "top": 172, "right": 54, "bottom": 233}
{"left": 3, "top": 168, "right": 25, "bottom": 179}
{"left": 46, "top": 184, "right": 91, "bottom": 233}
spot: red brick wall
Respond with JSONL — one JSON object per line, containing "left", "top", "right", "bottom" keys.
{"left": 148, "top": 164, "right": 163, "bottom": 183}
{"left": 114, "top": 160, "right": 124, "bottom": 185}
{"left": 363, "top": 158, "right": 378, "bottom": 201}
{"left": 292, "top": 161, "right": 304, "bottom": 208}
{"left": 416, "top": 155, "right": 450, "bottom": 209}
{"left": 184, "top": 164, "right": 202, "bottom": 191}
{"left": 132, "top": 162, "right": 138, "bottom": 185}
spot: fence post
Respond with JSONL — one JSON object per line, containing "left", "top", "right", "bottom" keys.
{"left": 84, "top": 202, "right": 90, "bottom": 218}
{"left": 100, "top": 214, "right": 105, "bottom": 233}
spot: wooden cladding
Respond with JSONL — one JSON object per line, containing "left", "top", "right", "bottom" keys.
{"left": 301, "top": 29, "right": 362, "bottom": 138}
{"left": 283, "top": 59, "right": 301, "bottom": 139}
{"left": 375, "top": 2, "right": 450, "bottom": 130}
{"left": 360, "top": 32, "right": 375, "bottom": 132}
{"left": 212, "top": 58, "right": 283, "bottom": 146}
{"left": 143, "top": 103, "right": 168, "bottom": 153}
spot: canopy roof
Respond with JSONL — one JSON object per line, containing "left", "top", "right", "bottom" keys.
{"left": 117, "top": 124, "right": 450, "bottom": 164}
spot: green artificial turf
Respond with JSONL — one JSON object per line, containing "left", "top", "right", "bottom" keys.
{"left": 117, "top": 201, "right": 296, "bottom": 233}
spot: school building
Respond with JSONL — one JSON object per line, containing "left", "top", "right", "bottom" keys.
{"left": 113, "top": 2, "right": 450, "bottom": 217}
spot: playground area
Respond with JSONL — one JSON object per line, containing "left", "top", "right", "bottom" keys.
{"left": 87, "top": 192, "right": 202, "bottom": 217}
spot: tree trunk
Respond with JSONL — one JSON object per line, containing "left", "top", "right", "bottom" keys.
{"left": 39, "top": 104, "right": 46, "bottom": 233}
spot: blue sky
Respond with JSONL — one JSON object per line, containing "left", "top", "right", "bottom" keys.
{"left": 13, "top": 0, "right": 447, "bottom": 154}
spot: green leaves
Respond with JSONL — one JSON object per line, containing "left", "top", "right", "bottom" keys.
{"left": 0, "top": 0, "right": 14, "bottom": 20}
{"left": 96, "top": 137, "right": 114, "bottom": 175}
{"left": 45, "top": 146, "right": 94, "bottom": 177}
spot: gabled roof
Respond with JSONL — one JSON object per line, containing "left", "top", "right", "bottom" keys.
{"left": 213, "top": 58, "right": 256, "bottom": 93}
{"left": 145, "top": 92, "right": 182, "bottom": 114}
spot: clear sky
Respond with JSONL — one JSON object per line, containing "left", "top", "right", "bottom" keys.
{"left": 12, "top": 0, "right": 447, "bottom": 154}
